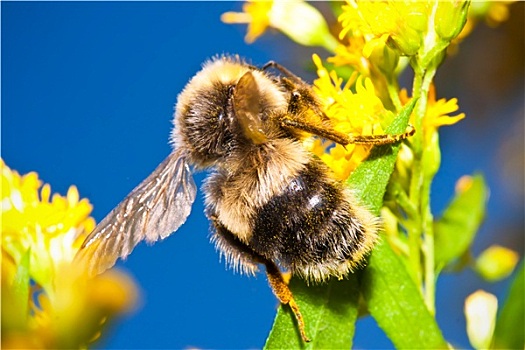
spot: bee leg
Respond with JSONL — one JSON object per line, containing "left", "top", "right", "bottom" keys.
{"left": 280, "top": 116, "right": 415, "bottom": 146}
{"left": 345, "top": 125, "right": 415, "bottom": 145}
{"left": 263, "top": 259, "right": 311, "bottom": 343}
{"left": 260, "top": 60, "right": 415, "bottom": 145}
{"left": 208, "top": 214, "right": 310, "bottom": 342}
{"left": 261, "top": 61, "right": 304, "bottom": 85}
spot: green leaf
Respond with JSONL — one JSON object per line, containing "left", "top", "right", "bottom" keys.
{"left": 434, "top": 174, "right": 488, "bottom": 269}
{"left": 265, "top": 275, "right": 359, "bottom": 349}
{"left": 265, "top": 100, "right": 432, "bottom": 348}
{"left": 491, "top": 261, "right": 525, "bottom": 349}
{"left": 361, "top": 240, "right": 447, "bottom": 349}
{"left": 347, "top": 98, "right": 418, "bottom": 210}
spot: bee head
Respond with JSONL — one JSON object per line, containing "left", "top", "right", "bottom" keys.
{"left": 174, "top": 79, "right": 236, "bottom": 167}
{"left": 172, "top": 57, "right": 287, "bottom": 168}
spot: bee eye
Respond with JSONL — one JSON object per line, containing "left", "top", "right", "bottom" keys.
{"left": 288, "top": 91, "right": 303, "bottom": 114}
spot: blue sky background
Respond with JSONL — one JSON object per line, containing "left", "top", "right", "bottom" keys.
{"left": 2, "top": 2, "right": 523, "bottom": 349}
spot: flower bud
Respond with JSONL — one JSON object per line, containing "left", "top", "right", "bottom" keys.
{"left": 475, "top": 245, "right": 519, "bottom": 282}
{"left": 435, "top": 0, "right": 470, "bottom": 41}
{"left": 422, "top": 129, "right": 441, "bottom": 179}
{"left": 388, "top": 26, "right": 422, "bottom": 57}
{"left": 465, "top": 290, "right": 498, "bottom": 350}
{"left": 368, "top": 40, "right": 400, "bottom": 77}
{"left": 270, "top": 0, "right": 338, "bottom": 51}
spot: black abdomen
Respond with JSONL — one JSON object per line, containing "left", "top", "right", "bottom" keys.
{"left": 249, "top": 159, "right": 370, "bottom": 280}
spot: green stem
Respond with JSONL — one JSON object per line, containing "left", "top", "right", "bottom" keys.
{"left": 391, "top": 182, "right": 419, "bottom": 221}
{"left": 407, "top": 165, "right": 422, "bottom": 288}
{"left": 406, "top": 69, "right": 424, "bottom": 289}
{"left": 386, "top": 77, "right": 403, "bottom": 112}
{"left": 421, "top": 171, "right": 437, "bottom": 315}
{"left": 420, "top": 146, "right": 437, "bottom": 314}
{"left": 406, "top": 63, "right": 438, "bottom": 307}
{"left": 419, "top": 65, "right": 438, "bottom": 314}
{"left": 423, "top": 206, "right": 436, "bottom": 315}
{"left": 390, "top": 181, "right": 420, "bottom": 247}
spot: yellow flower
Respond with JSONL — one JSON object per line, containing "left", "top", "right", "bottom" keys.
{"left": 222, "top": 0, "right": 337, "bottom": 51}
{"left": 1, "top": 159, "right": 95, "bottom": 291}
{"left": 400, "top": 85, "right": 465, "bottom": 144}
{"left": 339, "top": 0, "right": 429, "bottom": 57}
{"left": 397, "top": 86, "right": 464, "bottom": 178}
{"left": 310, "top": 54, "right": 393, "bottom": 180}
{"left": 1, "top": 160, "right": 139, "bottom": 349}
{"left": 221, "top": 1, "right": 272, "bottom": 43}
{"left": 328, "top": 38, "right": 371, "bottom": 76}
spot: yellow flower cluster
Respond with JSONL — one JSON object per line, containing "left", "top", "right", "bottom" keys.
{"left": 338, "top": 0, "right": 469, "bottom": 65}
{"left": 1, "top": 160, "right": 138, "bottom": 349}
{"left": 309, "top": 54, "right": 392, "bottom": 180}
{"left": 2, "top": 160, "right": 95, "bottom": 290}
{"left": 339, "top": 0, "right": 430, "bottom": 58}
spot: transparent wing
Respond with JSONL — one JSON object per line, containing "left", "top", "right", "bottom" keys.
{"left": 76, "top": 151, "right": 197, "bottom": 276}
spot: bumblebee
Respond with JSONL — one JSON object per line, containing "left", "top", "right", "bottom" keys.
{"left": 77, "top": 55, "right": 414, "bottom": 342}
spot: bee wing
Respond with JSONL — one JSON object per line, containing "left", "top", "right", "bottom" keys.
{"left": 76, "top": 151, "right": 197, "bottom": 276}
